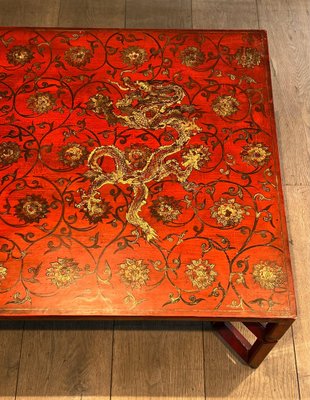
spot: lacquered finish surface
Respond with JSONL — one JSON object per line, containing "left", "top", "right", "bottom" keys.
{"left": 0, "top": 28, "right": 296, "bottom": 318}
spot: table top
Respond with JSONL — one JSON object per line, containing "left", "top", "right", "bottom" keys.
{"left": 0, "top": 28, "right": 296, "bottom": 320}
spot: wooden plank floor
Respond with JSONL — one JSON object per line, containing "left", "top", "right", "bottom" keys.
{"left": 0, "top": 0, "right": 309, "bottom": 399}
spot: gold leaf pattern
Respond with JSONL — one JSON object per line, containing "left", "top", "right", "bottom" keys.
{"left": 7, "top": 45, "right": 34, "bottom": 65}
{"left": 46, "top": 257, "right": 81, "bottom": 288}
{"left": 119, "top": 258, "right": 150, "bottom": 289}
{"left": 252, "top": 261, "right": 286, "bottom": 290}
{"left": 186, "top": 259, "right": 217, "bottom": 289}
{"left": 0, "top": 264, "right": 8, "bottom": 282}
{"left": 0, "top": 142, "right": 21, "bottom": 166}
{"left": 121, "top": 46, "right": 148, "bottom": 67}
{"left": 27, "top": 92, "right": 56, "bottom": 114}
{"left": 235, "top": 47, "right": 261, "bottom": 68}
{"left": 210, "top": 198, "right": 250, "bottom": 227}
{"left": 180, "top": 46, "right": 206, "bottom": 67}
{"left": 64, "top": 46, "right": 93, "bottom": 67}
{"left": 212, "top": 95, "right": 239, "bottom": 117}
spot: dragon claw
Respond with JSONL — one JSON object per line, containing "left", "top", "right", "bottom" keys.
{"left": 145, "top": 227, "right": 159, "bottom": 242}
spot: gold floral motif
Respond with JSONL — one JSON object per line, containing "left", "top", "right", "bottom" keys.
{"left": 46, "top": 257, "right": 81, "bottom": 288}
{"left": 86, "top": 93, "right": 118, "bottom": 123}
{"left": 182, "top": 145, "right": 211, "bottom": 170}
{"left": 212, "top": 95, "right": 239, "bottom": 117}
{"left": 87, "top": 93, "right": 110, "bottom": 114}
{"left": 241, "top": 143, "right": 271, "bottom": 167}
{"left": 0, "top": 264, "right": 7, "bottom": 282}
{"left": 186, "top": 259, "right": 217, "bottom": 289}
{"left": 180, "top": 46, "right": 206, "bottom": 67}
{"left": 76, "top": 189, "right": 112, "bottom": 223}
{"left": 235, "top": 47, "right": 261, "bottom": 68}
{"left": 210, "top": 198, "right": 250, "bottom": 227}
{"left": 121, "top": 46, "right": 148, "bottom": 67}
{"left": 0, "top": 141, "right": 21, "bottom": 166}
{"left": 14, "top": 194, "right": 50, "bottom": 223}
{"left": 27, "top": 92, "right": 56, "bottom": 114}
{"left": 119, "top": 258, "right": 150, "bottom": 289}
{"left": 59, "top": 143, "right": 88, "bottom": 168}
{"left": 7, "top": 45, "right": 34, "bottom": 66}
{"left": 150, "top": 196, "right": 182, "bottom": 223}
{"left": 253, "top": 261, "right": 286, "bottom": 290}
{"left": 64, "top": 46, "right": 92, "bottom": 67}
{"left": 124, "top": 144, "right": 152, "bottom": 170}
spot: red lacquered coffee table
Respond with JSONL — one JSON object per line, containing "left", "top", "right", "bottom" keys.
{"left": 0, "top": 28, "right": 296, "bottom": 367}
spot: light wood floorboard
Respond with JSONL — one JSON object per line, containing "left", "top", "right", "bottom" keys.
{"left": 58, "top": 0, "right": 125, "bottom": 28}
{"left": 192, "top": 0, "right": 258, "bottom": 29}
{"left": 285, "top": 186, "right": 310, "bottom": 400}
{"left": 111, "top": 321, "right": 205, "bottom": 399}
{"left": 126, "top": 0, "right": 192, "bottom": 28}
{"left": 0, "top": 322, "right": 24, "bottom": 400}
{"left": 0, "top": 0, "right": 60, "bottom": 26}
{"left": 15, "top": 321, "right": 114, "bottom": 400}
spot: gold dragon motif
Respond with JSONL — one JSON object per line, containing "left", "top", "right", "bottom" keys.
{"left": 76, "top": 77, "right": 201, "bottom": 241}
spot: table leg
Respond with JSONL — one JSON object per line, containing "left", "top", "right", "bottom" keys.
{"left": 247, "top": 321, "right": 294, "bottom": 368}
{"left": 212, "top": 320, "right": 294, "bottom": 368}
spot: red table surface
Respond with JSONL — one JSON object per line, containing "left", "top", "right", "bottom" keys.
{"left": 0, "top": 28, "right": 296, "bottom": 319}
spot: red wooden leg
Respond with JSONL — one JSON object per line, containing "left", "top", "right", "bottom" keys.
{"left": 212, "top": 322, "right": 252, "bottom": 363}
{"left": 212, "top": 320, "right": 294, "bottom": 368}
{"left": 247, "top": 321, "right": 294, "bottom": 368}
